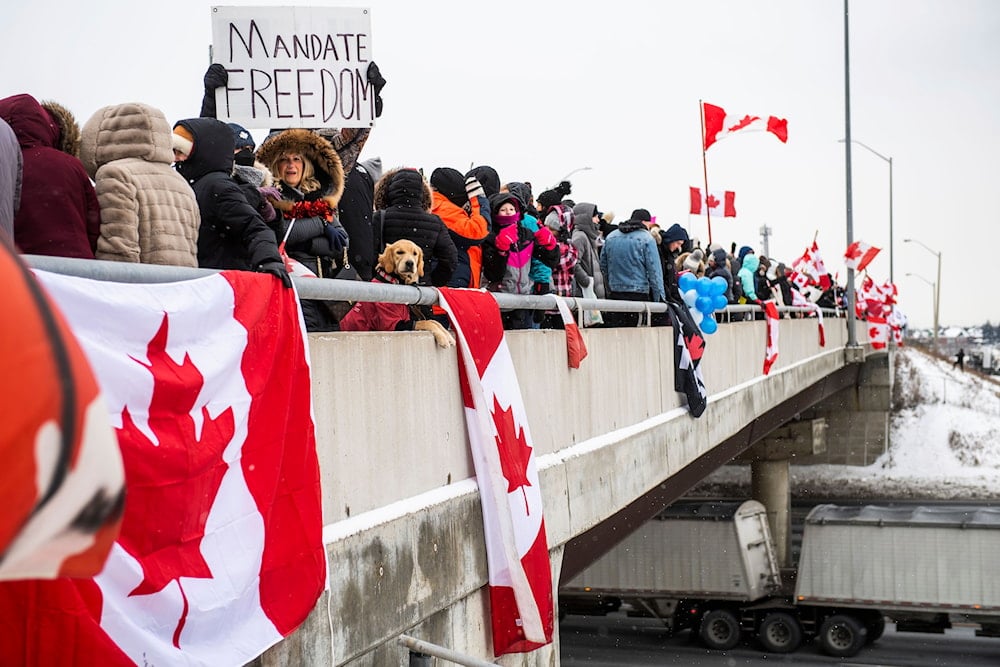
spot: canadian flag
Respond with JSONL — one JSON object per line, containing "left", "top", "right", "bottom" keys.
{"left": 762, "top": 300, "right": 780, "bottom": 375}
{"left": 888, "top": 307, "right": 907, "bottom": 347}
{"left": 689, "top": 187, "right": 736, "bottom": 217}
{"left": 0, "top": 270, "right": 326, "bottom": 666}
{"left": 844, "top": 240, "right": 881, "bottom": 272}
{"left": 867, "top": 313, "right": 890, "bottom": 349}
{"left": 436, "top": 288, "right": 553, "bottom": 656}
{"left": 790, "top": 288, "right": 826, "bottom": 347}
{"left": 702, "top": 102, "right": 789, "bottom": 150}
{"left": 789, "top": 241, "right": 831, "bottom": 293}
{"left": 552, "top": 297, "right": 588, "bottom": 368}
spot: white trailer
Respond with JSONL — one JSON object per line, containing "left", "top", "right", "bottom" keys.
{"left": 795, "top": 503, "right": 1000, "bottom": 656}
{"left": 560, "top": 501, "right": 1000, "bottom": 657}
{"left": 561, "top": 500, "right": 785, "bottom": 650}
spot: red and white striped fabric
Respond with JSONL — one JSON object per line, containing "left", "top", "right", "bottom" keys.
{"left": 702, "top": 102, "right": 789, "bottom": 150}
{"left": 867, "top": 314, "right": 890, "bottom": 349}
{"left": 0, "top": 270, "right": 325, "bottom": 666}
{"left": 844, "top": 240, "right": 881, "bottom": 273}
{"left": 689, "top": 187, "right": 736, "bottom": 217}
{"left": 790, "top": 289, "right": 826, "bottom": 347}
{"left": 436, "top": 287, "right": 553, "bottom": 656}
{"left": 762, "top": 300, "right": 780, "bottom": 375}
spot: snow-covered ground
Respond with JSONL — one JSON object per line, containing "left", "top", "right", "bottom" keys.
{"left": 693, "top": 346, "right": 1000, "bottom": 500}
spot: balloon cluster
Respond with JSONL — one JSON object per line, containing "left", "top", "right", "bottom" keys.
{"left": 679, "top": 272, "right": 729, "bottom": 334}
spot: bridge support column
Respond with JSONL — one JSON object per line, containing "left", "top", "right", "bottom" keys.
{"left": 750, "top": 459, "right": 790, "bottom": 567}
{"left": 800, "top": 353, "right": 892, "bottom": 465}
{"left": 737, "top": 419, "right": 827, "bottom": 568}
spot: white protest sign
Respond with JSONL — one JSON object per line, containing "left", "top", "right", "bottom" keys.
{"left": 210, "top": 6, "right": 374, "bottom": 129}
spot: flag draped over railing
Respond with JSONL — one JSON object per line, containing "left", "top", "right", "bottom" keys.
{"left": 0, "top": 270, "right": 326, "bottom": 667}
{"left": 436, "top": 287, "right": 554, "bottom": 656}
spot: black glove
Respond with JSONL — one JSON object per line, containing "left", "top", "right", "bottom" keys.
{"left": 204, "top": 63, "right": 228, "bottom": 91}
{"left": 367, "top": 62, "right": 387, "bottom": 118}
{"left": 257, "top": 260, "right": 293, "bottom": 289}
{"left": 324, "top": 222, "right": 350, "bottom": 253}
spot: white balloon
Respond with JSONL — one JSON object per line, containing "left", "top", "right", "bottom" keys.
{"left": 689, "top": 307, "right": 704, "bottom": 324}
{"left": 683, "top": 289, "right": 698, "bottom": 308}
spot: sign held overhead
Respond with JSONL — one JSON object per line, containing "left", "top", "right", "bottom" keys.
{"left": 210, "top": 6, "right": 374, "bottom": 129}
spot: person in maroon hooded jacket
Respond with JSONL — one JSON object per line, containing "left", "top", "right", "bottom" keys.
{"left": 0, "top": 94, "right": 99, "bottom": 259}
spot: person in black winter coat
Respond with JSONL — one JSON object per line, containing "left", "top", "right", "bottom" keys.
{"left": 372, "top": 167, "right": 458, "bottom": 287}
{"left": 172, "top": 118, "right": 289, "bottom": 287}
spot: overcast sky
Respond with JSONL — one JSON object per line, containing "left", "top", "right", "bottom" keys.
{"left": 3, "top": 0, "right": 997, "bottom": 328}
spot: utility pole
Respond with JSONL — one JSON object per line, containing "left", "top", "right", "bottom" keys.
{"left": 759, "top": 224, "right": 772, "bottom": 258}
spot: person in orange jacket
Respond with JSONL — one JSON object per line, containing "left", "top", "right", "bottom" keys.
{"left": 429, "top": 167, "right": 490, "bottom": 289}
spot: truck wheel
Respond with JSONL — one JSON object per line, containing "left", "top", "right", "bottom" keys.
{"left": 864, "top": 614, "right": 885, "bottom": 644}
{"left": 818, "top": 614, "right": 866, "bottom": 657}
{"left": 699, "top": 609, "right": 741, "bottom": 650}
{"left": 758, "top": 612, "right": 802, "bottom": 653}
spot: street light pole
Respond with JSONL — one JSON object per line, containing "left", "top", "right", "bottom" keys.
{"left": 904, "top": 238, "right": 942, "bottom": 352}
{"left": 837, "top": 138, "right": 893, "bottom": 284}
{"left": 905, "top": 273, "right": 936, "bottom": 346}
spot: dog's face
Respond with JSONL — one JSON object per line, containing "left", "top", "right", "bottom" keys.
{"left": 379, "top": 240, "right": 424, "bottom": 284}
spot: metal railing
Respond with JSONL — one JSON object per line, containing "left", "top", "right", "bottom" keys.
{"left": 24, "top": 255, "right": 843, "bottom": 326}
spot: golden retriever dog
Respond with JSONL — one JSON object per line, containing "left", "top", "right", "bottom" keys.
{"left": 339, "top": 239, "right": 456, "bottom": 348}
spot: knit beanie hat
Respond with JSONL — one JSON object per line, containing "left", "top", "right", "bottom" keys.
{"left": 537, "top": 180, "right": 572, "bottom": 209}
{"left": 712, "top": 248, "right": 728, "bottom": 266}
{"left": 430, "top": 167, "right": 467, "bottom": 208}
{"left": 628, "top": 208, "right": 652, "bottom": 224}
{"left": 172, "top": 125, "right": 194, "bottom": 157}
{"left": 227, "top": 122, "right": 255, "bottom": 151}
{"left": 661, "top": 223, "right": 689, "bottom": 244}
{"left": 683, "top": 248, "right": 705, "bottom": 272}
{"left": 738, "top": 245, "right": 754, "bottom": 262}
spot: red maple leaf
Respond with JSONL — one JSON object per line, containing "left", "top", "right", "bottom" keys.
{"left": 685, "top": 332, "right": 706, "bottom": 362}
{"left": 705, "top": 193, "right": 721, "bottom": 209}
{"left": 115, "top": 314, "right": 234, "bottom": 648}
{"left": 490, "top": 396, "right": 534, "bottom": 514}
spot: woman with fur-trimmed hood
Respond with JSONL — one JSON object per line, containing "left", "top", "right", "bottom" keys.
{"left": 372, "top": 167, "right": 457, "bottom": 287}
{"left": 256, "top": 128, "right": 348, "bottom": 275}
{"left": 256, "top": 128, "right": 349, "bottom": 331}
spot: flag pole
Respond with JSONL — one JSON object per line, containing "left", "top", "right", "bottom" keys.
{"left": 699, "top": 99, "right": 713, "bottom": 245}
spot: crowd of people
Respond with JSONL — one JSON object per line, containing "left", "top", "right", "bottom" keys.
{"left": 0, "top": 63, "right": 845, "bottom": 334}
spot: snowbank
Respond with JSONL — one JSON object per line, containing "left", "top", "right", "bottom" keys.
{"left": 693, "top": 347, "right": 1000, "bottom": 500}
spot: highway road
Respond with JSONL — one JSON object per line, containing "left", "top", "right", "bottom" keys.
{"left": 560, "top": 612, "right": 1000, "bottom": 666}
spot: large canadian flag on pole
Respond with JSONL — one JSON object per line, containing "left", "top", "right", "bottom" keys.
{"left": 702, "top": 102, "right": 789, "bottom": 150}
{"left": 0, "top": 270, "right": 326, "bottom": 666}
{"left": 689, "top": 187, "right": 736, "bottom": 217}
{"left": 436, "top": 288, "right": 554, "bottom": 656}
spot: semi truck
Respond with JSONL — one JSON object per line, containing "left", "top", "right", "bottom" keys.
{"left": 559, "top": 500, "right": 1000, "bottom": 657}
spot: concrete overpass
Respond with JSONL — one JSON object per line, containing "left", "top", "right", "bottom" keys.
{"left": 23, "top": 256, "right": 890, "bottom": 666}
{"left": 259, "top": 307, "right": 890, "bottom": 666}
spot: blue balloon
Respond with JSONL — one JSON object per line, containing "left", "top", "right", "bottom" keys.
{"left": 695, "top": 276, "right": 713, "bottom": 296}
{"left": 701, "top": 315, "right": 718, "bottom": 334}
{"left": 696, "top": 295, "right": 715, "bottom": 314}
{"left": 710, "top": 275, "right": 728, "bottom": 296}
{"left": 678, "top": 272, "right": 697, "bottom": 293}
{"left": 712, "top": 294, "right": 728, "bottom": 311}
